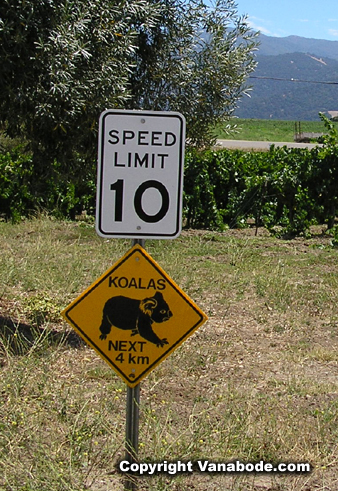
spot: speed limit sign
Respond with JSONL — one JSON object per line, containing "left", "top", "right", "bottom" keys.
{"left": 96, "top": 110, "right": 186, "bottom": 239}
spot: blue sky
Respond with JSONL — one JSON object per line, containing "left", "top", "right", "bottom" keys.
{"left": 236, "top": 0, "right": 338, "bottom": 41}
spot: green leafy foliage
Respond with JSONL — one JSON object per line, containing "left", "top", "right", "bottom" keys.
{"left": 0, "top": 148, "right": 95, "bottom": 222}
{"left": 0, "top": 0, "right": 259, "bottom": 222}
{"left": 183, "top": 142, "right": 338, "bottom": 236}
{"left": 0, "top": 0, "right": 259, "bottom": 183}
{"left": 315, "top": 114, "right": 338, "bottom": 229}
{"left": 184, "top": 149, "right": 225, "bottom": 230}
{"left": 2, "top": 141, "right": 337, "bottom": 235}
{"left": 0, "top": 0, "right": 163, "bottom": 183}
{"left": 1, "top": 138, "right": 337, "bottom": 235}
{"left": 0, "top": 149, "right": 35, "bottom": 222}
{"left": 129, "top": 0, "right": 259, "bottom": 147}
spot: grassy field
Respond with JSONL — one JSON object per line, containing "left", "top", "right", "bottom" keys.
{"left": 1, "top": 218, "right": 338, "bottom": 490}
{"left": 216, "top": 119, "right": 338, "bottom": 142}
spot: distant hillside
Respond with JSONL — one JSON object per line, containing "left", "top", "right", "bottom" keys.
{"left": 236, "top": 36, "right": 338, "bottom": 121}
{"left": 258, "top": 34, "right": 338, "bottom": 61}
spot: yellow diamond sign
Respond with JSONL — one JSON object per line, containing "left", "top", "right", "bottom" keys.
{"left": 61, "top": 245, "right": 208, "bottom": 387}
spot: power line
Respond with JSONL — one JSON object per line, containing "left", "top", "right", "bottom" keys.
{"left": 249, "top": 75, "right": 338, "bottom": 85}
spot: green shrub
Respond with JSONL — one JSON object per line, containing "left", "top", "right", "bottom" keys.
{"left": 183, "top": 144, "right": 336, "bottom": 236}
{"left": 1, "top": 138, "right": 337, "bottom": 236}
{"left": 0, "top": 148, "right": 96, "bottom": 221}
{"left": 183, "top": 149, "right": 225, "bottom": 230}
{"left": 0, "top": 148, "right": 35, "bottom": 222}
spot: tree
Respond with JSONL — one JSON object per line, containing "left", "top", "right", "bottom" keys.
{"left": 0, "top": 0, "right": 160, "bottom": 176}
{"left": 0, "top": 0, "right": 258, "bottom": 214}
{"left": 129, "top": 0, "right": 259, "bottom": 146}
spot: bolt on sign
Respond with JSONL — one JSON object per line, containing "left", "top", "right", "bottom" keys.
{"left": 61, "top": 245, "right": 208, "bottom": 387}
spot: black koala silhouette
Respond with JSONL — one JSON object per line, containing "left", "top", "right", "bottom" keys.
{"left": 99, "top": 291, "right": 172, "bottom": 347}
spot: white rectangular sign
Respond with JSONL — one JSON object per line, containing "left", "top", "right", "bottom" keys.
{"left": 96, "top": 110, "right": 186, "bottom": 239}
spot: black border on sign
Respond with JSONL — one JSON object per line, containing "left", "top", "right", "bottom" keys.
{"left": 96, "top": 110, "right": 185, "bottom": 239}
{"left": 64, "top": 247, "right": 205, "bottom": 386}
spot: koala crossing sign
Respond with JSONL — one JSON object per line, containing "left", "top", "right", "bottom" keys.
{"left": 61, "top": 245, "right": 208, "bottom": 387}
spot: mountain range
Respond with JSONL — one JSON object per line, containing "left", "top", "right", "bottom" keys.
{"left": 236, "top": 34, "right": 338, "bottom": 121}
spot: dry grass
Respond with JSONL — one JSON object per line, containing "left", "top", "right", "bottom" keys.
{"left": 1, "top": 218, "right": 338, "bottom": 491}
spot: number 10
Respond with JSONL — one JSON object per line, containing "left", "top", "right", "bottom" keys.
{"left": 110, "top": 179, "right": 170, "bottom": 223}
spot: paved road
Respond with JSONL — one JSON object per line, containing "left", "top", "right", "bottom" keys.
{"left": 216, "top": 139, "right": 322, "bottom": 150}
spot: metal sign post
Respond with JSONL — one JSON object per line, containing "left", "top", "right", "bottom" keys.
{"left": 124, "top": 383, "right": 140, "bottom": 490}
{"left": 124, "top": 238, "right": 144, "bottom": 491}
